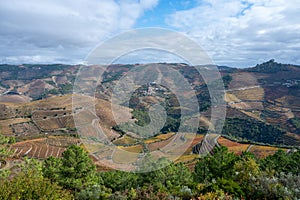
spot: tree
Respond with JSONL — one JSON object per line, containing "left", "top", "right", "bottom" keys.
{"left": 248, "top": 172, "right": 290, "bottom": 199}
{"left": 0, "top": 133, "right": 13, "bottom": 179}
{"left": 99, "top": 170, "right": 138, "bottom": 193}
{"left": 0, "top": 133, "right": 12, "bottom": 159}
{"left": 75, "top": 184, "right": 112, "bottom": 200}
{"left": 43, "top": 145, "right": 97, "bottom": 191}
{"left": 193, "top": 146, "right": 238, "bottom": 183}
{"left": 233, "top": 157, "right": 261, "bottom": 198}
{"left": 43, "top": 156, "right": 62, "bottom": 182}
{"left": 0, "top": 158, "right": 73, "bottom": 200}
{"left": 207, "top": 178, "right": 244, "bottom": 198}
{"left": 289, "top": 150, "right": 300, "bottom": 174}
{"left": 139, "top": 157, "right": 193, "bottom": 194}
{"left": 60, "top": 145, "right": 96, "bottom": 190}
{"left": 260, "top": 149, "right": 298, "bottom": 174}
{"left": 234, "top": 157, "right": 260, "bottom": 184}
{"left": 277, "top": 172, "right": 300, "bottom": 199}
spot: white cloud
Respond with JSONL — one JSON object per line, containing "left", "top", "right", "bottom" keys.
{"left": 166, "top": 0, "right": 300, "bottom": 67}
{"left": 140, "top": 0, "right": 159, "bottom": 9}
{"left": 0, "top": 0, "right": 159, "bottom": 64}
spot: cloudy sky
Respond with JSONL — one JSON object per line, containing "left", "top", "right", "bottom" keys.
{"left": 0, "top": 0, "right": 299, "bottom": 67}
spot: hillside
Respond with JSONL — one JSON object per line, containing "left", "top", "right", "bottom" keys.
{"left": 0, "top": 60, "right": 300, "bottom": 172}
{"left": 0, "top": 64, "right": 79, "bottom": 101}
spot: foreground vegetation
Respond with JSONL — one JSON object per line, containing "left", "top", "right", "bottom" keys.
{"left": 0, "top": 134, "right": 299, "bottom": 199}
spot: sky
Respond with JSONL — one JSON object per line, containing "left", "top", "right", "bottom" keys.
{"left": 0, "top": 0, "right": 299, "bottom": 68}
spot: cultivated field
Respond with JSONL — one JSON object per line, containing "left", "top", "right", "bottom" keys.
{"left": 228, "top": 72, "right": 259, "bottom": 90}
{"left": 10, "top": 136, "right": 80, "bottom": 159}
{"left": 217, "top": 137, "right": 250, "bottom": 155}
{"left": 144, "top": 132, "right": 175, "bottom": 144}
{"left": 248, "top": 145, "right": 285, "bottom": 158}
{"left": 0, "top": 118, "right": 31, "bottom": 135}
{"left": 230, "top": 87, "right": 264, "bottom": 101}
{"left": 113, "top": 135, "right": 138, "bottom": 145}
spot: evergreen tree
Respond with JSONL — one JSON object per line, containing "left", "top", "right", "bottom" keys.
{"left": 43, "top": 145, "right": 97, "bottom": 191}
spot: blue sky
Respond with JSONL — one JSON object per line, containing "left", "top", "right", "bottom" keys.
{"left": 135, "top": 1, "right": 198, "bottom": 28}
{"left": 0, "top": 0, "right": 300, "bottom": 67}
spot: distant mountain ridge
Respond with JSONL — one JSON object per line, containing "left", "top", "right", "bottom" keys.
{"left": 243, "top": 59, "right": 300, "bottom": 73}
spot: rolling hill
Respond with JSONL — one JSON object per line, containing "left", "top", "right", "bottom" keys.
{"left": 0, "top": 60, "right": 300, "bottom": 171}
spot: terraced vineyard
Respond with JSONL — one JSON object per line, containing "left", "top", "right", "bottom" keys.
{"left": 281, "top": 133, "right": 300, "bottom": 146}
{"left": 0, "top": 118, "right": 31, "bottom": 136}
{"left": 11, "top": 122, "right": 40, "bottom": 137}
{"left": 10, "top": 136, "right": 80, "bottom": 159}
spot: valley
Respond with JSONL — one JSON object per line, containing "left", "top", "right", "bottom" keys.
{"left": 0, "top": 60, "right": 300, "bottom": 172}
